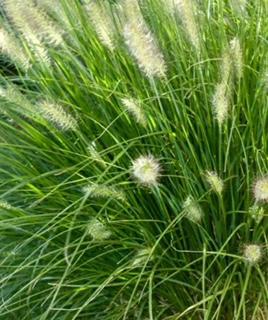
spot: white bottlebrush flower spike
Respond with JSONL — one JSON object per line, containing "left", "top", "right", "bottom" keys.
{"left": 221, "top": 49, "right": 232, "bottom": 86}
{"left": 230, "top": 37, "right": 243, "bottom": 79}
{"left": 123, "top": 1, "right": 166, "bottom": 78}
{"left": 212, "top": 82, "right": 229, "bottom": 126}
{"left": 205, "top": 171, "right": 224, "bottom": 195}
{"left": 131, "top": 247, "right": 153, "bottom": 268}
{"left": 83, "top": 184, "right": 126, "bottom": 202}
{"left": 183, "top": 196, "right": 203, "bottom": 223}
{"left": 0, "top": 28, "right": 30, "bottom": 69}
{"left": 38, "top": 100, "right": 77, "bottom": 131}
{"left": 4, "top": 0, "right": 63, "bottom": 46}
{"left": 248, "top": 205, "right": 264, "bottom": 224}
{"left": 121, "top": 97, "right": 147, "bottom": 126}
{"left": 87, "top": 142, "right": 107, "bottom": 168}
{"left": 243, "top": 244, "right": 262, "bottom": 264}
{"left": 169, "top": 0, "right": 200, "bottom": 50}
{"left": 85, "top": 1, "right": 115, "bottom": 50}
{"left": 87, "top": 218, "right": 112, "bottom": 241}
{"left": 253, "top": 176, "right": 268, "bottom": 202}
{"left": 131, "top": 155, "right": 161, "bottom": 187}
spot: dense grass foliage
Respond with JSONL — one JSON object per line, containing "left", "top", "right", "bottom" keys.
{"left": 0, "top": 0, "right": 267, "bottom": 319}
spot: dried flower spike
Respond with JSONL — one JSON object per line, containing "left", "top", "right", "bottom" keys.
{"left": 87, "top": 218, "right": 111, "bottom": 241}
{"left": 183, "top": 196, "right": 203, "bottom": 223}
{"left": 243, "top": 244, "right": 262, "bottom": 264}
{"left": 205, "top": 171, "right": 224, "bottom": 195}
{"left": 253, "top": 176, "right": 268, "bottom": 202}
{"left": 131, "top": 155, "right": 161, "bottom": 187}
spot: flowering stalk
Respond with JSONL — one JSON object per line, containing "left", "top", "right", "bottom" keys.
{"left": 243, "top": 244, "right": 262, "bottom": 264}
{"left": 183, "top": 196, "right": 203, "bottom": 223}
{"left": 121, "top": 97, "right": 147, "bottom": 126}
{"left": 85, "top": 1, "right": 116, "bottom": 50}
{"left": 230, "top": 37, "right": 243, "bottom": 80}
{"left": 131, "top": 154, "right": 161, "bottom": 187}
{"left": 169, "top": 0, "right": 200, "bottom": 51}
{"left": 205, "top": 171, "right": 224, "bottom": 195}
{"left": 87, "top": 218, "right": 112, "bottom": 241}
{"left": 4, "top": 0, "right": 63, "bottom": 46}
{"left": 253, "top": 176, "right": 268, "bottom": 203}
{"left": 87, "top": 142, "right": 107, "bottom": 168}
{"left": 83, "top": 184, "right": 126, "bottom": 202}
{"left": 38, "top": 100, "right": 77, "bottom": 131}
{"left": 122, "top": 0, "right": 166, "bottom": 78}
{"left": 0, "top": 27, "right": 30, "bottom": 69}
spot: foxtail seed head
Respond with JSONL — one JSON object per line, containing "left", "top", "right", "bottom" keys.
{"left": 205, "top": 171, "right": 224, "bottom": 195}
{"left": 131, "top": 155, "right": 161, "bottom": 187}
{"left": 253, "top": 176, "right": 268, "bottom": 203}
{"left": 131, "top": 247, "right": 153, "bottom": 268}
{"left": 87, "top": 218, "right": 111, "bottom": 241}
{"left": 183, "top": 196, "right": 203, "bottom": 223}
{"left": 243, "top": 244, "right": 262, "bottom": 264}
{"left": 230, "top": 37, "right": 243, "bottom": 79}
{"left": 169, "top": 0, "right": 200, "bottom": 50}
{"left": 38, "top": 100, "right": 77, "bottom": 131}
{"left": 85, "top": 1, "right": 115, "bottom": 50}
{"left": 121, "top": 97, "right": 146, "bottom": 126}
{"left": 83, "top": 184, "right": 126, "bottom": 202}
{"left": 122, "top": 0, "right": 166, "bottom": 78}
{"left": 0, "top": 27, "right": 30, "bottom": 69}
{"left": 212, "top": 82, "right": 229, "bottom": 126}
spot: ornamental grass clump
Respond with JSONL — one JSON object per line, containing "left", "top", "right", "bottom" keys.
{"left": 0, "top": 0, "right": 267, "bottom": 319}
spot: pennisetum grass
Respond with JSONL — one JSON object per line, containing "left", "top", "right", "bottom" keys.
{"left": 0, "top": 0, "right": 267, "bottom": 319}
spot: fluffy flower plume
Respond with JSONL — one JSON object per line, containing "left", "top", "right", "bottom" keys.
{"left": 0, "top": 84, "right": 36, "bottom": 118}
{"left": 253, "top": 176, "right": 268, "bottom": 202}
{"left": 121, "top": 97, "right": 147, "bottom": 126}
{"left": 83, "top": 184, "right": 126, "bottom": 202}
{"left": 131, "top": 247, "right": 153, "bottom": 268}
{"left": 87, "top": 142, "right": 107, "bottom": 168}
{"left": 221, "top": 50, "right": 232, "bottom": 86}
{"left": 87, "top": 218, "right": 112, "bottom": 241}
{"left": 38, "top": 101, "right": 77, "bottom": 131}
{"left": 85, "top": 1, "right": 115, "bottom": 50}
{"left": 131, "top": 155, "right": 161, "bottom": 187}
{"left": 4, "top": 0, "right": 63, "bottom": 46}
{"left": 212, "top": 82, "right": 229, "bottom": 126}
{"left": 248, "top": 205, "right": 264, "bottom": 223}
{"left": 230, "top": 37, "right": 243, "bottom": 79}
{"left": 0, "top": 28, "right": 30, "bottom": 69}
{"left": 183, "top": 196, "right": 203, "bottom": 223}
{"left": 243, "top": 244, "right": 262, "bottom": 264}
{"left": 122, "top": 0, "right": 166, "bottom": 78}
{"left": 168, "top": 0, "right": 200, "bottom": 50}
{"left": 205, "top": 171, "right": 224, "bottom": 195}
